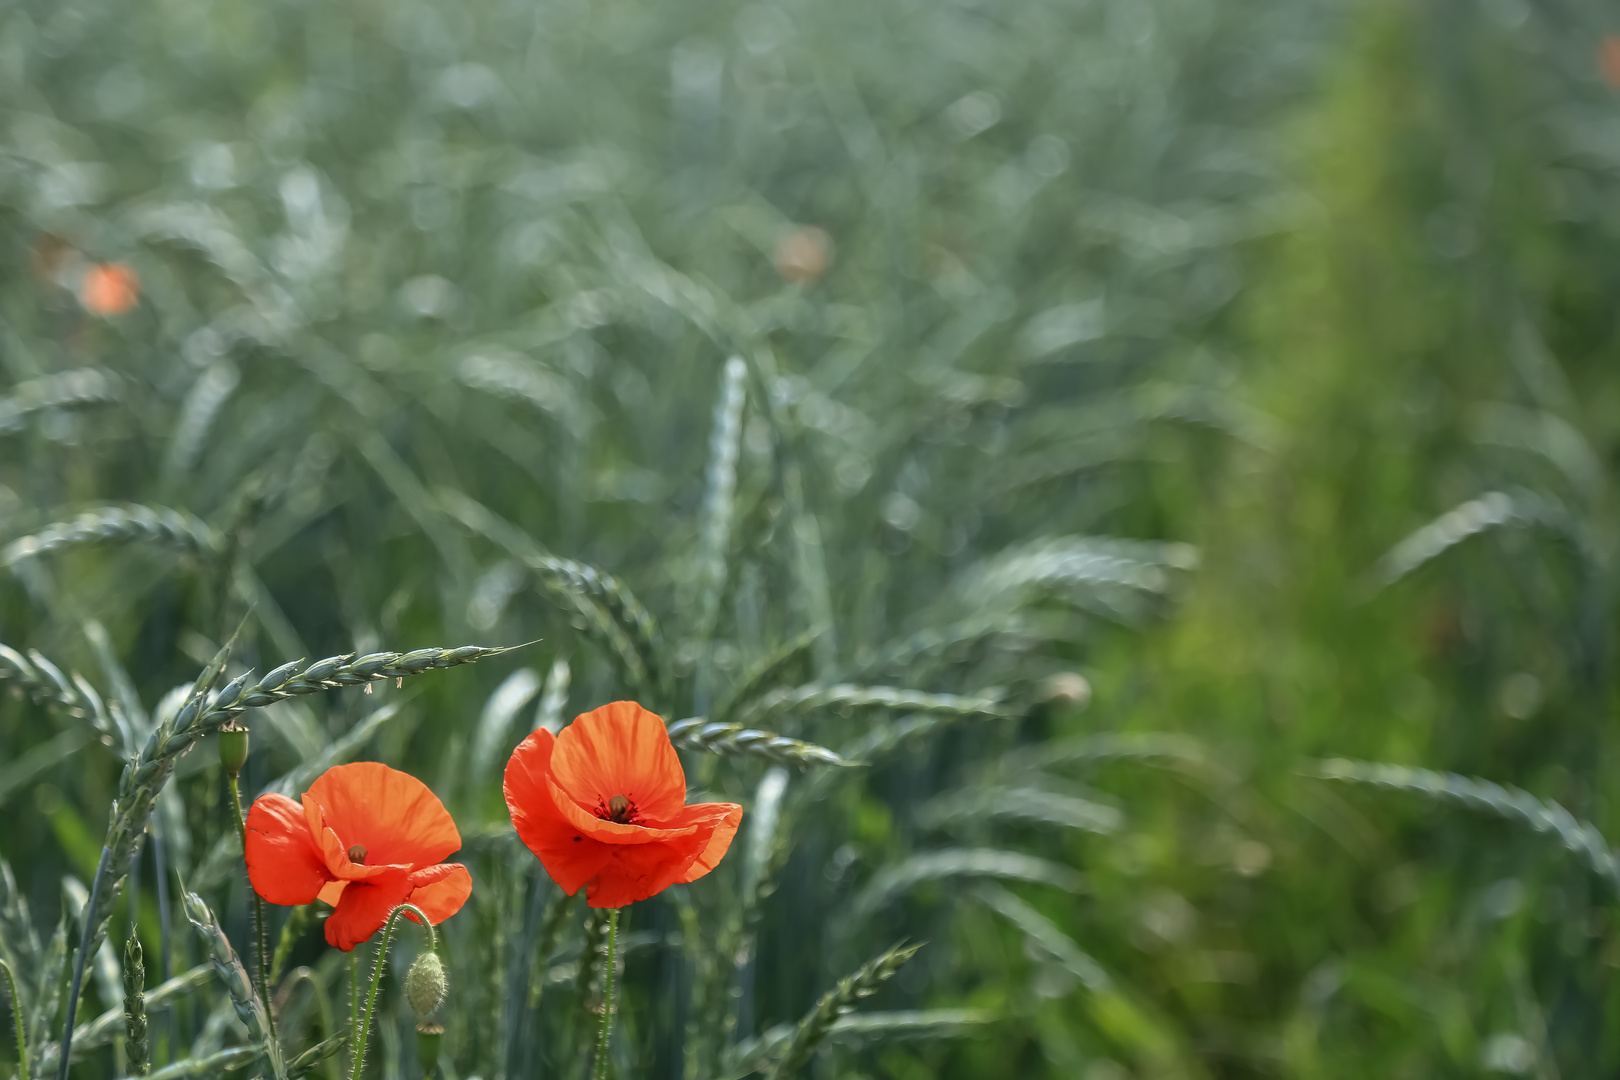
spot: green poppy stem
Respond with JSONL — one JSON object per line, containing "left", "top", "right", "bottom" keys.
{"left": 593, "top": 908, "right": 620, "bottom": 1080}
{"left": 1, "top": 957, "right": 28, "bottom": 1080}
{"left": 348, "top": 954, "right": 359, "bottom": 1075}
{"left": 350, "top": 904, "right": 435, "bottom": 1080}
{"left": 226, "top": 771, "right": 276, "bottom": 1041}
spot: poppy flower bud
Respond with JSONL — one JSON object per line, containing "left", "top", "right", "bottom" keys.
{"left": 405, "top": 951, "right": 448, "bottom": 1021}
{"left": 217, "top": 723, "right": 250, "bottom": 778}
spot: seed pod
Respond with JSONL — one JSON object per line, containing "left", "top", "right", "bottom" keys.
{"left": 404, "top": 951, "right": 447, "bottom": 1020}
{"left": 217, "top": 723, "right": 250, "bottom": 777}
{"left": 416, "top": 1022, "right": 444, "bottom": 1078}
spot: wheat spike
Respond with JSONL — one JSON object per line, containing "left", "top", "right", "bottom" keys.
{"left": 666, "top": 717, "right": 852, "bottom": 768}
{"left": 3, "top": 505, "right": 222, "bottom": 567}
{"left": 0, "top": 643, "right": 118, "bottom": 742}
{"left": 735, "top": 682, "right": 1010, "bottom": 731}
{"left": 917, "top": 785, "right": 1123, "bottom": 835}
{"left": 181, "top": 891, "right": 283, "bottom": 1080}
{"left": 0, "top": 370, "right": 121, "bottom": 434}
{"left": 694, "top": 356, "right": 748, "bottom": 645}
{"left": 1312, "top": 758, "right": 1620, "bottom": 894}
{"left": 850, "top": 850, "right": 1087, "bottom": 922}
{"left": 36, "top": 966, "right": 211, "bottom": 1069}
{"left": 438, "top": 490, "right": 662, "bottom": 695}
{"left": 1372, "top": 488, "right": 1569, "bottom": 587}
{"left": 710, "top": 627, "right": 823, "bottom": 726}
{"left": 765, "top": 941, "right": 922, "bottom": 1080}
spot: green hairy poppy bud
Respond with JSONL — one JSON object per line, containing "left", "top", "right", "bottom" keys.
{"left": 217, "top": 723, "right": 250, "bottom": 777}
{"left": 405, "top": 950, "right": 448, "bottom": 1021}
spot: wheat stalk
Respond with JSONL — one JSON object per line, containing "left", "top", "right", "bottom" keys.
{"left": 0, "top": 643, "right": 120, "bottom": 748}
{"left": 181, "top": 890, "right": 284, "bottom": 1080}
{"left": 735, "top": 683, "right": 1010, "bottom": 731}
{"left": 3, "top": 506, "right": 222, "bottom": 567}
{"left": 709, "top": 628, "right": 823, "bottom": 727}
{"left": 437, "top": 490, "right": 662, "bottom": 696}
{"left": 1371, "top": 488, "right": 1571, "bottom": 587}
{"left": 1311, "top": 758, "right": 1620, "bottom": 894}
{"left": 0, "top": 858, "right": 40, "bottom": 990}
{"left": 0, "top": 370, "right": 122, "bottom": 434}
{"left": 666, "top": 717, "right": 851, "bottom": 768}
{"left": 916, "top": 786, "right": 1123, "bottom": 835}
{"left": 36, "top": 966, "right": 211, "bottom": 1069}
{"left": 764, "top": 941, "right": 922, "bottom": 1080}
{"left": 849, "top": 850, "right": 1087, "bottom": 923}
{"left": 693, "top": 356, "right": 748, "bottom": 648}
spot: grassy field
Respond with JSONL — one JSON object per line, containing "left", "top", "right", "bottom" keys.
{"left": 2, "top": 0, "right": 1619, "bottom": 1076}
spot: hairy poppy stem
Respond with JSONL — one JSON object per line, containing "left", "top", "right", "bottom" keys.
{"left": 0, "top": 957, "right": 28, "bottom": 1080}
{"left": 226, "top": 771, "right": 276, "bottom": 1041}
{"left": 593, "top": 908, "right": 620, "bottom": 1080}
{"left": 348, "top": 955, "right": 359, "bottom": 1074}
{"left": 350, "top": 904, "right": 435, "bottom": 1080}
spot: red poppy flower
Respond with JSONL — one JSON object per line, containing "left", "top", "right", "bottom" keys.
{"left": 245, "top": 762, "right": 472, "bottom": 951}
{"left": 504, "top": 701, "right": 743, "bottom": 908}
{"left": 79, "top": 262, "right": 139, "bottom": 316}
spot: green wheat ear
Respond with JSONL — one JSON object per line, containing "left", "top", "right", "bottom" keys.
{"left": 122, "top": 935, "right": 147, "bottom": 1078}
{"left": 767, "top": 942, "right": 925, "bottom": 1080}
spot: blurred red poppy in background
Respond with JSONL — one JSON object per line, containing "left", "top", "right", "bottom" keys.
{"left": 1602, "top": 36, "right": 1620, "bottom": 89}
{"left": 79, "top": 262, "right": 140, "bottom": 316}
{"left": 246, "top": 762, "right": 472, "bottom": 950}
{"left": 504, "top": 701, "right": 743, "bottom": 908}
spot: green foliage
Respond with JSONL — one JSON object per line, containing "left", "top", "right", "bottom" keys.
{"left": 3, "top": 0, "right": 1618, "bottom": 1075}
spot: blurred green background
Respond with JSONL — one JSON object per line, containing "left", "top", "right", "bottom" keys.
{"left": 3, "top": 0, "right": 1620, "bottom": 1076}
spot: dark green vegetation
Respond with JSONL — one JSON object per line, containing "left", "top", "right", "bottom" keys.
{"left": 2, "top": 0, "right": 1619, "bottom": 1075}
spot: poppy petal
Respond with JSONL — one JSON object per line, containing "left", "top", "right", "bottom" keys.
{"left": 317, "top": 880, "right": 346, "bottom": 907}
{"left": 303, "top": 795, "right": 410, "bottom": 882}
{"left": 404, "top": 863, "right": 473, "bottom": 925}
{"left": 674, "top": 802, "right": 743, "bottom": 884}
{"left": 505, "top": 729, "right": 612, "bottom": 894}
{"left": 584, "top": 832, "right": 712, "bottom": 909}
{"left": 308, "top": 762, "right": 462, "bottom": 869}
{"left": 245, "top": 793, "right": 331, "bottom": 905}
{"left": 324, "top": 869, "right": 414, "bottom": 951}
{"left": 550, "top": 701, "right": 687, "bottom": 820}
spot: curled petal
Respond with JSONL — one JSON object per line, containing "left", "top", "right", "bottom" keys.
{"left": 325, "top": 869, "right": 414, "bottom": 951}
{"left": 675, "top": 802, "right": 744, "bottom": 885}
{"left": 307, "top": 762, "right": 462, "bottom": 868}
{"left": 245, "top": 793, "right": 331, "bottom": 906}
{"left": 550, "top": 702, "right": 687, "bottom": 820}
{"left": 406, "top": 863, "right": 473, "bottom": 925}
{"left": 506, "top": 729, "right": 612, "bottom": 894}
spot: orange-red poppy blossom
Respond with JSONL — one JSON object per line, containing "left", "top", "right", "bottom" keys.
{"left": 245, "top": 762, "right": 472, "bottom": 951}
{"left": 1604, "top": 37, "right": 1620, "bottom": 89}
{"left": 504, "top": 701, "right": 743, "bottom": 908}
{"left": 79, "top": 262, "right": 140, "bottom": 316}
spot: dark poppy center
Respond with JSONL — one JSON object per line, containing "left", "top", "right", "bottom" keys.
{"left": 347, "top": 844, "right": 368, "bottom": 864}
{"left": 607, "top": 795, "right": 632, "bottom": 823}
